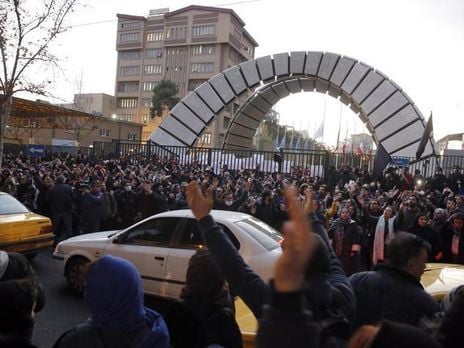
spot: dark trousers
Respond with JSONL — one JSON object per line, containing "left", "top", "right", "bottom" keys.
{"left": 52, "top": 212, "right": 72, "bottom": 245}
{"left": 82, "top": 220, "right": 101, "bottom": 234}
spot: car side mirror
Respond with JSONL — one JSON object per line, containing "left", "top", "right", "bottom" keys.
{"left": 113, "top": 235, "right": 124, "bottom": 244}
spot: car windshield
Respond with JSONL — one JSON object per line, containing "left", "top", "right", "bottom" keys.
{"left": 0, "top": 195, "right": 29, "bottom": 214}
{"left": 236, "top": 217, "right": 283, "bottom": 251}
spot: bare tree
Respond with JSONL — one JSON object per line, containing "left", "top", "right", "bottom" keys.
{"left": 0, "top": 0, "right": 79, "bottom": 166}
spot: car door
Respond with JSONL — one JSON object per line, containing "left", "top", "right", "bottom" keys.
{"left": 105, "top": 217, "right": 180, "bottom": 297}
{"left": 164, "top": 218, "right": 242, "bottom": 298}
{"left": 162, "top": 218, "right": 203, "bottom": 298}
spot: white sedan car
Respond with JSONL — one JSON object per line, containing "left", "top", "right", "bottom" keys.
{"left": 53, "top": 210, "right": 283, "bottom": 299}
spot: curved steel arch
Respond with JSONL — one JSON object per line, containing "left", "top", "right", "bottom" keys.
{"left": 149, "top": 51, "right": 436, "bottom": 158}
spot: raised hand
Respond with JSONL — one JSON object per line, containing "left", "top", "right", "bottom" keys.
{"left": 186, "top": 181, "right": 213, "bottom": 221}
{"left": 273, "top": 186, "right": 315, "bottom": 292}
{"left": 304, "top": 188, "right": 314, "bottom": 215}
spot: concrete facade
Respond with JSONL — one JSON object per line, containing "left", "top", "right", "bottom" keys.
{"left": 10, "top": 118, "right": 143, "bottom": 147}
{"left": 114, "top": 5, "right": 258, "bottom": 145}
{"left": 149, "top": 51, "right": 436, "bottom": 159}
{"left": 60, "top": 93, "right": 116, "bottom": 118}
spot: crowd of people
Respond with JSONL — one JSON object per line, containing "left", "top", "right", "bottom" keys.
{"left": 1, "top": 151, "right": 464, "bottom": 347}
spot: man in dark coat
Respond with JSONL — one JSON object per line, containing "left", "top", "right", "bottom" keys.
{"left": 349, "top": 232, "right": 440, "bottom": 329}
{"left": 46, "top": 175, "right": 73, "bottom": 244}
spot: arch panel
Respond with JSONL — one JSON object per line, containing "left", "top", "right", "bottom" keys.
{"left": 149, "top": 51, "right": 436, "bottom": 159}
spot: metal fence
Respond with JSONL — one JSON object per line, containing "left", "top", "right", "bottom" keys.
{"left": 91, "top": 140, "right": 451, "bottom": 178}
{"left": 6, "top": 140, "right": 464, "bottom": 179}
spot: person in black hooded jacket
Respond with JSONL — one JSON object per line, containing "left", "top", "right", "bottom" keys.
{"left": 164, "top": 250, "right": 242, "bottom": 348}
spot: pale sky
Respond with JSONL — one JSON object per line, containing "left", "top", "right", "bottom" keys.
{"left": 34, "top": 0, "right": 464, "bottom": 146}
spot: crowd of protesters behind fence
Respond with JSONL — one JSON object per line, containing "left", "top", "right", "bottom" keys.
{"left": 1, "top": 151, "right": 464, "bottom": 347}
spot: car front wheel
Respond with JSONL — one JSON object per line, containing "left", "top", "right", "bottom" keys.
{"left": 65, "top": 256, "right": 90, "bottom": 295}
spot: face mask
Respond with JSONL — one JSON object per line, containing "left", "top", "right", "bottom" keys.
{"left": 124, "top": 186, "right": 131, "bottom": 192}
{"left": 225, "top": 200, "right": 233, "bottom": 206}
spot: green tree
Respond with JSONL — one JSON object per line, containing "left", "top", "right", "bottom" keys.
{"left": 150, "top": 80, "right": 180, "bottom": 118}
{"left": 0, "top": 0, "right": 79, "bottom": 167}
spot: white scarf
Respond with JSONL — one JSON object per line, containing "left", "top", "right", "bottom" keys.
{"left": 0, "top": 251, "right": 9, "bottom": 279}
{"left": 373, "top": 215, "right": 396, "bottom": 265}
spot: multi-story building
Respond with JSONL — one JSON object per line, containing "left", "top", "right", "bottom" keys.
{"left": 60, "top": 93, "right": 116, "bottom": 118}
{"left": 114, "top": 5, "right": 258, "bottom": 145}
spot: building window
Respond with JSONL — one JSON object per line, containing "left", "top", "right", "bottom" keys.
{"left": 141, "top": 114, "right": 149, "bottom": 123}
{"left": 118, "top": 114, "right": 134, "bottom": 122}
{"left": 141, "top": 98, "right": 153, "bottom": 107}
{"left": 127, "top": 133, "right": 137, "bottom": 141}
{"left": 119, "top": 50, "right": 141, "bottom": 60}
{"left": 142, "top": 81, "right": 159, "bottom": 92}
{"left": 146, "top": 31, "right": 164, "bottom": 42}
{"left": 200, "top": 133, "right": 212, "bottom": 144}
{"left": 99, "top": 129, "right": 111, "bottom": 137}
{"left": 117, "top": 98, "right": 138, "bottom": 109}
{"left": 192, "top": 25, "right": 215, "bottom": 36}
{"left": 144, "top": 64, "right": 162, "bottom": 75}
{"left": 192, "top": 44, "right": 215, "bottom": 55}
{"left": 191, "top": 62, "right": 214, "bottom": 73}
{"left": 145, "top": 48, "right": 163, "bottom": 58}
{"left": 188, "top": 79, "right": 207, "bottom": 91}
{"left": 121, "top": 21, "right": 140, "bottom": 29}
{"left": 165, "top": 26, "right": 187, "bottom": 40}
{"left": 120, "top": 66, "right": 140, "bottom": 76}
{"left": 120, "top": 32, "right": 139, "bottom": 42}
{"left": 117, "top": 81, "right": 139, "bottom": 93}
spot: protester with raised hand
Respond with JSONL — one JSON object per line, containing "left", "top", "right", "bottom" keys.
{"left": 256, "top": 186, "right": 319, "bottom": 348}
{"left": 186, "top": 181, "right": 354, "bottom": 346}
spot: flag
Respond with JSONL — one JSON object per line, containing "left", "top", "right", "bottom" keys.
{"left": 374, "top": 143, "right": 391, "bottom": 178}
{"left": 357, "top": 140, "right": 365, "bottom": 155}
{"left": 335, "top": 104, "right": 342, "bottom": 150}
{"left": 278, "top": 131, "right": 286, "bottom": 149}
{"left": 314, "top": 120, "right": 324, "bottom": 139}
{"left": 416, "top": 112, "right": 433, "bottom": 160}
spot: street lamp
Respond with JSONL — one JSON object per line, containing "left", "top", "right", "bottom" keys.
{"left": 111, "top": 114, "right": 117, "bottom": 119}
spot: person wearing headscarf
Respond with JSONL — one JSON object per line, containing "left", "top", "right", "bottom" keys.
{"left": 372, "top": 206, "right": 397, "bottom": 265}
{"left": 53, "top": 255, "right": 169, "bottom": 348}
{"left": 409, "top": 213, "right": 443, "bottom": 262}
{"left": 328, "top": 207, "right": 362, "bottom": 275}
{"left": 164, "top": 250, "right": 242, "bottom": 348}
{"left": 0, "top": 279, "right": 39, "bottom": 348}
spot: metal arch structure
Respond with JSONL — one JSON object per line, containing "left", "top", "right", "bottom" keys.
{"left": 149, "top": 51, "right": 436, "bottom": 159}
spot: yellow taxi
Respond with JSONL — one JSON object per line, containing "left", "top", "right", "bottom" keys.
{"left": 0, "top": 192, "right": 53, "bottom": 257}
{"left": 234, "top": 263, "right": 464, "bottom": 348}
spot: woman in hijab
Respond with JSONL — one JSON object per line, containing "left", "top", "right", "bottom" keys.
{"left": 372, "top": 206, "right": 397, "bottom": 265}
{"left": 409, "top": 213, "right": 444, "bottom": 262}
{"left": 328, "top": 207, "right": 362, "bottom": 276}
{"left": 164, "top": 249, "right": 242, "bottom": 348}
{"left": 54, "top": 255, "right": 169, "bottom": 348}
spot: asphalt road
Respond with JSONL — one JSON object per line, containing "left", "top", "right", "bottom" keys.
{"left": 31, "top": 248, "right": 89, "bottom": 347}
{"left": 30, "top": 248, "right": 170, "bottom": 348}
